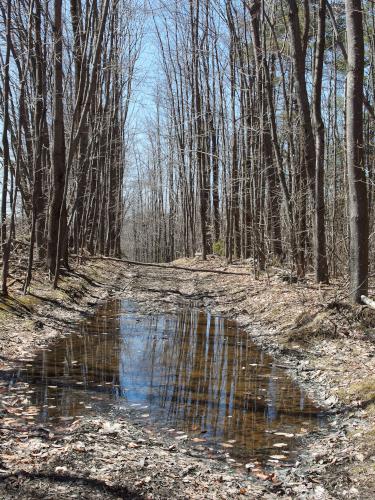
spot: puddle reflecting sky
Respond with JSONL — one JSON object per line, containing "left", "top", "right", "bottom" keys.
{"left": 15, "top": 300, "right": 324, "bottom": 463}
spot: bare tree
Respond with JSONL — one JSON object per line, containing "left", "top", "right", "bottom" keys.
{"left": 345, "top": 0, "right": 368, "bottom": 302}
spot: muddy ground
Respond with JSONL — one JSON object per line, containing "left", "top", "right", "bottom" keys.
{"left": 0, "top": 257, "right": 374, "bottom": 499}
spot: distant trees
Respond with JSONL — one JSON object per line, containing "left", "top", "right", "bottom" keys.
{"left": 0, "top": 0, "right": 143, "bottom": 293}
{"left": 124, "top": 0, "right": 373, "bottom": 303}
{"left": 0, "top": 0, "right": 373, "bottom": 304}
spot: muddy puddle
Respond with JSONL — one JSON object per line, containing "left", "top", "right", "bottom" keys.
{"left": 9, "top": 300, "right": 325, "bottom": 465}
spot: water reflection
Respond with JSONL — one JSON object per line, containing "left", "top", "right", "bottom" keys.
{"left": 18, "top": 300, "right": 323, "bottom": 462}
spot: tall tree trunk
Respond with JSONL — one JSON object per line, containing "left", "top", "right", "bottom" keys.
{"left": 345, "top": 0, "right": 368, "bottom": 302}
{"left": 25, "top": 0, "right": 47, "bottom": 291}
{"left": 287, "top": 0, "right": 328, "bottom": 283}
{"left": 249, "top": 0, "right": 282, "bottom": 261}
{"left": 47, "top": 0, "right": 67, "bottom": 276}
{"left": 1, "top": 0, "right": 11, "bottom": 295}
{"left": 312, "top": 0, "right": 329, "bottom": 283}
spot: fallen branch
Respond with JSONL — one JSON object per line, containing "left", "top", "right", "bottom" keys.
{"left": 361, "top": 295, "right": 375, "bottom": 310}
{"left": 71, "top": 254, "right": 251, "bottom": 277}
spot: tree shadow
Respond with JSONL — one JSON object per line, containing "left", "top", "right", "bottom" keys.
{"left": 63, "top": 269, "right": 106, "bottom": 288}
{"left": 0, "top": 298, "right": 31, "bottom": 317}
{"left": 27, "top": 292, "right": 81, "bottom": 313}
{"left": 0, "top": 470, "right": 144, "bottom": 499}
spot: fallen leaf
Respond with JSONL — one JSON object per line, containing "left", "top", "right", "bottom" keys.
{"left": 253, "top": 470, "right": 271, "bottom": 481}
{"left": 128, "top": 442, "right": 140, "bottom": 448}
{"left": 274, "top": 432, "right": 294, "bottom": 438}
{"left": 245, "top": 463, "right": 255, "bottom": 469}
{"left": 72, "top": 441, "right": 86, "bottom": 452}
{"left": 220, "top": 443, "right": 233, "bottom": 448}
{"left": 273, "top": 443, "right": 288, "bottom": 448}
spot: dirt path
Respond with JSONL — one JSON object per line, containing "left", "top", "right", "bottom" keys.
{"left": 1, "top": 258, "right": 374, "bottom": 498}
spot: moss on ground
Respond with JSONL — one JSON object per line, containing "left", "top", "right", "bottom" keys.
{"left": 346, "top": 377, "right": 375, "bottom": 403}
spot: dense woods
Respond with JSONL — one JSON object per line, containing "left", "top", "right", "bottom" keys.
{"left": 124, "top": 0, "right": 374, "bottom": 303}
{"left": 2, "top": 4, "right": 375, "bottom": 497}
{"left": 0, "top": 0, "right": 142, "bottom": 292}
{"left": 0, "top": 0, "right": 374, "bottom": 303}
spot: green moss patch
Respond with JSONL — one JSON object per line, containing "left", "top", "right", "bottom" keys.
{"left": 340, "top": 377, "right": 375, "bottom": 405}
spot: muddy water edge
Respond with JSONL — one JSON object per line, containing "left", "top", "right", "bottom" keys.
{"left": 9, "top": 299, "right": 325, "bottom": 470}
{"left": 1, "top": 261, "right": 372, "bottom": 498}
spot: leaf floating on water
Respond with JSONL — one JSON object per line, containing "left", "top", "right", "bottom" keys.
{"left": 25, "top": 406, "right": 39, "bottom": 414}
{"left": 274, "top": 432, "right": 294, "bottom": 438}
{"left": 3, "top": 406, "right": 22, "bottom": 415}
{"left": 245, "top": 463, "right": 255, "bottom": 469}
{"left": 2, "top": 418, "right": 22, "bottom": 426}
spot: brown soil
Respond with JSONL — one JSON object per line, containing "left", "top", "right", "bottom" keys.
{"left": 1, "top": 256, "right": 374, "bottom": 499}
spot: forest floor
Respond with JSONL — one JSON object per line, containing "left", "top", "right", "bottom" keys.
{"left": 0, "top": 256, "right": 374, "bottom": 499}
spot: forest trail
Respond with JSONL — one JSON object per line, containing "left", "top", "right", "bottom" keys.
{"left": 1, "top": 0, "right": 374, "bottom": 497}
{"left": 0, "top": 258, "right": 374, "bottom": 498}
